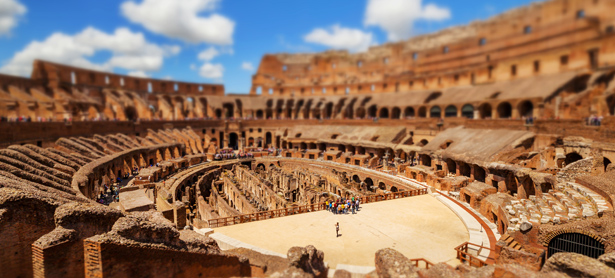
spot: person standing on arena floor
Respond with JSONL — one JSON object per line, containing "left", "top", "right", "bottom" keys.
{"left": 335, "top": 222, "right": 340, "bottom": 237}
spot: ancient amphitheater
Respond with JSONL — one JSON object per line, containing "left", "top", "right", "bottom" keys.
{"left": 2, "top": 0, "right": 615, "bottom": 277}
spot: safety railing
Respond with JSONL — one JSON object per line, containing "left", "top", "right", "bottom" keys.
{"left": 208, "top": 187, "right": 427, "bottom": 228}
{"left": 409, "top": 258, "right": 434, "bottom": 269}
{"left": 454, "top": 242, "right": 494, "bottom": 267}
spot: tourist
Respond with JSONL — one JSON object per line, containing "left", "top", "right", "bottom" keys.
{"left": 335, "top": 222, "right": 340, "bottom": 237}
{"left": 325, "top": 200, "right": 329, "bottom": 212}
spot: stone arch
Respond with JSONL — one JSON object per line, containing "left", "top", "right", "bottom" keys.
{"left": 265, "top": 132, "right": 272, "bottom": 147}
{"left": 379, "top": 107, "right": 389, "bottom": 118}
{"left": 604, "top": 157, "right": 612, "bottom": 172}
{"left": 418, "top": 106, "right": 427, "bottom": 118}
{"left": 517, "top": 100, "right": 534, "bottom": 118}
{"left": 429, "top": 106, "right": 441, "bottom": 118}
{"left": 445, "top": 158, "right": 456, "bottom": 174}
{"left": 364, "top": 178, "right": 374, "bottom": 192}
{"left": 256, "top": 109, "right": 264, "bottom": 119}
{"left": 391, "top": 107, "right": 401, "bottom": 119}
{"left": 378, "top": 182, "right": 386, "bottom": 190}
{"left": 546, "top": 231, "right": 605, "bottom": 259}
{"left": 461, "top": 104, "right": 474, "bottom": 118}
{"left": 367, "top": 105, "right": 377, "bottom": 118}
{"left": 404, "top": 107, "right": 415, "bottom": 118}
{"left": 497, "top": 102, "right": 512, "bottom": 118}
{"left": 390, "top": 186, "right": 398, "bottom": 192}
{"left": 473, "top": 165, "right": 486, "bottom": 183}
{"left": 352, "top": 175, "right": 361, "bottom": 183}
{"left": 420, "top": 154, "right": 432, "bottom": 167}
{"left": 228, "top": 132, "right": 239, "bottom": 150}
{"left": 478, "top": 103, "right": 492, "bottom": 119}
{"left": 324, "top": 102, "right": 334, "bottom": 119}
{"left": 444, "top": 105, "right": 457, "bottom": 118}
{"left": 459, "top": 162, "right": 471, "bottom": 177}
{"left": 214, "top": 109, "right": 222, "bottom": 119}
{"left": 356, "top": 107, "right": 366, "bottom": 118}
{"left": 565, "top": 152, "right": 583, "bottom": 165}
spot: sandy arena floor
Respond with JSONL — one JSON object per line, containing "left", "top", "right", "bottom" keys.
{"left": 214, "top": 195, "right": 468, "bottom": 268}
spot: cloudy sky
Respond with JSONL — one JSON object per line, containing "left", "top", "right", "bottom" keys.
{"left": 0, "top": 0, "right": 535, "bottom": 93}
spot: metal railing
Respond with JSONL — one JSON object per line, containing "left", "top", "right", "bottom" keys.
{"left": 207, "top": 188, "right": 427, "bottom": 228}
{"left": 454, "top": 242, "right": 494, "bottom": 267}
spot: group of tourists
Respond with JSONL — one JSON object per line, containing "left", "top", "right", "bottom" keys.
{"left": 587, "top": 115, "right": 604, "bottom": 126}
{"left": 96, "top": 183, "right": 120, "bottom": 205}
{"left": 325, "top": 197, "right": 360, "bottom": 215}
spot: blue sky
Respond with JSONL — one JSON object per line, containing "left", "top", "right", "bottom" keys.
{"left": 0, "top": 0, "right": 537, "bottom": 94}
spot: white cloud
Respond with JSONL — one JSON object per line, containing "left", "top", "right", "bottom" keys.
{"left": 190, "top": 63, "right": 196, "bottom": 70}
{"left": 303, "top": 24, "right": 375, "bottom": 52}
{"left": 121, "top": 0, "right": 235, "bottom": 44}
{"left": 127, "top": 70, "right": 148, "bottom": 78}
{"left": 0, "top": 27, "right": 180, "bottom": 76}
{"left": 197, "top": 46, "right": 219, "bottom": 61}
{"left": 364, "top": 0, "right": 450, "bottom": 41}
{"left": 0, "top": 0, "right": 26, "bottom": 36}
{"left": 199, "top": 62, "right": 223, "bottom": 79}
{"left": 241, "top": 62, "right": 254, "bottom": 72}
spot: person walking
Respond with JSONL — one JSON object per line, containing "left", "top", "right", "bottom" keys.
{"left": 335, "top": 222, "right": 340, "bottom": 237}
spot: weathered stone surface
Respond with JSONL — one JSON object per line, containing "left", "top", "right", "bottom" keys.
{"left": 541, "top": 252, "right": 615, "bottom": 278}
{"left": 374, "top": 248, "right": 418, "bottom": 278}
{"left": 333, "top": 269, "right": 352, "bottom": 278}
{"left": 598, "top": 252, "right": 615, "bottom": 269}
{"left": 417, "top": 262, "right": 460, "bottom": 278}
{"left": 286, "top": 245, "right": 327, "bottom": 278}
{"left": 462, "top": 265, "right": 495, "bottom": 278}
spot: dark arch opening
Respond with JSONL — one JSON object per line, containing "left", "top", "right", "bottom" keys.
{"left": 445, "top": 105, "right": 457, "bottom": 117}
{"left": 430, "top": 106, "right": 441, "bottom": 118}
{"left": 379, "top": 108, "right": 389, "bottom": 118}
{"left": 478, "top": 103, "right": 492, "bottom": 119}
{"left": 418, "top": 106, "right": 427, "bottom": 118}
{"left": 215, "top": 109, "right": 222, "bottom": 119}
{"left": 518, "top": 101, "right": 534, "bottom": 118}
{"left": 446, "top": 158, "right": 456, "bottom": 173}
{"left": 352, "top": 175, "right": 361, "bottom": 183}
{"left": 605, "top": 157, "right": 612, "bottom": 172}
{"left": 462, "top": 104, "right": 474, "bottom": 119}
{"left": 228, "top": 132, "right": 239, "bottom": 150}
{"left": 473, "top": 165, "right": 486, "bottom": 183}
{"left": 459, "top": 162, "right": 471, "bottom": 177}
{"left": 565, "top": 152, "right": 583, "bottom": 166}
{"left": 497, "top": 102, "right": 512, "bottom": 118}
{"left": 420, "top": 154, "right": 432, "bottom": 167}
{"left": 124, "top": 106, "right": 138, "bottom": 121}
{"left": 265, "top": 132, "right": 272, "bottom": 147}
{"left": 378, "top": 182, "right": 386, "bottom": 190}
{"left": 356, "top": 107, "right": 366, "bottom": 119}
{"left": 364, "top": 178, "right": 374, "bottom": 192}
{"left": 368, "top": 105, "right": 378, "bottom": 118}
{"left": 390, "top": 186, "right": 398, "bottom": 192}
{"left": 404, "top": 107, "right": 415, "bottom": 118}
{"left": 391, "top": 107, "right": 401, "bottom": 119}
{"left": 256, "top": 109, "right": 264, "bottom": 119}
{"left": 548, "top": 233, "right": 604, "bottom": 259}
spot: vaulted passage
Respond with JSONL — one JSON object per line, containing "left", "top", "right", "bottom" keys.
{"left": 548, "top": 233, "right": 604, "bottom": 259}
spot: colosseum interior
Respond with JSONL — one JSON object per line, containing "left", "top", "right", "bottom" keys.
{"left": 2, "top": 0, "right": 615, "bottom": 277}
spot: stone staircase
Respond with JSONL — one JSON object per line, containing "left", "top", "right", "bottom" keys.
{"left": 499, "top": 234, "right": 523, "bottom": 251}
{"left": 505, "top": 182, "right": 610, "bottom": 232}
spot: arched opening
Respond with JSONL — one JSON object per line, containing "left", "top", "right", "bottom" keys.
{"left": 324, "top": 102, "right": 334, "bottom": 119}
{"left": 548, "top": 233, "right": 604, "bottom": 259}
{"left": 265, "top": 132, "right": 272, "bottom": 147}
{"left": 248, "top": 137, "right": 254, "bottom": 147}
{"left": 497, "top": 102, "right": 512, "bottom": 118}
{"left": 256, "top": 110, "right": 264, "bottom": 119}
{"left": 228, "top": 133, "right": 239, "bottom": 150}
{"left": 445, "top": 105, "right": 457, "bottom": 117}
{"left": 473, "top": 165, "right": 486, "bottom": 183}
{"left": 605, "top": 157, "right": 612, "bottom": 172}
{"left": 124, "top": 106, "right": 138, "bottom": 121}
{"left": 364, "top": 178, "right": 374, "bottom": 192}
{"left": 518, "top": 101, "right": 534, "bottom": 118}
{"left": 404, "top": 107, "right": 415, "bottom": 118}
{"left": 356, "top": 107, "right": 366, "bottom": 119}
{"left": 420, "top": 154, "right": 431, "bottom": 167}
{"left": 418, "top": 107, "right": 427, "bottom": 118}
{"left": 352, "top": 175, "right": 361, "bottom": 183}
{"left": 445, "top": 158, "right": 456, "bottom": 174}
{"left": 459, "top": 162, "right": 471, "bottom": 177}
{"left": 379, "top": 108, "right": 389, "bottom": 118}
{"left": 215, "top": 109, "right": 222, "bottom": 119}
{"left": 367, "top": 105, "right": 377, "bottom": 118}
{"left": 390, "top": 186, "right": 398, "bottom": 192}
{"left": 565, "top": 152, "right": 583, "bottom": 166}
{"left": 391, "top": 107, "right": 401, "bottom": 119}
{"left": 461, "top": 104, "right": 474, "bottom": 119}
{"left": 378, "top": 182, "right": 386, "bottom": 190}
{"left": 608, "top": 95, "right": 615, "bottom": 116}
{"left": 478, "top": 103, "right": 492, "bottom": 119}
{"left": 430, "top": 106, "right": 441, "bottom": 118}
